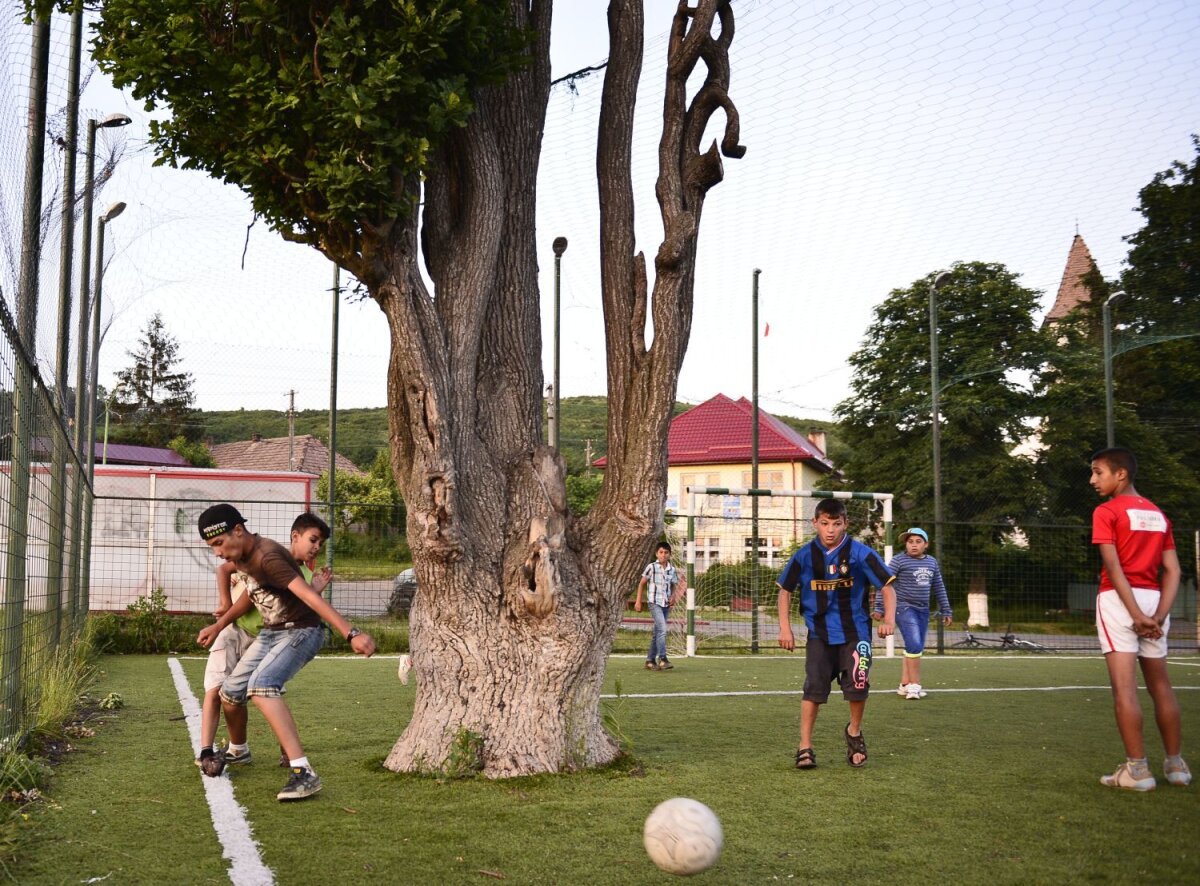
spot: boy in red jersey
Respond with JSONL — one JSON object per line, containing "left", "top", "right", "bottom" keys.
{"left": 1090, "top": 447, "right": 1189, "bottom": 790}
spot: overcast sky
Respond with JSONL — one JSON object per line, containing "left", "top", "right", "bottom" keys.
{"left": 3, "top": 0, "right": 1197, "bottom": 430}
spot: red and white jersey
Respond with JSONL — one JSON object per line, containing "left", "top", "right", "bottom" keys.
{"left": 1092, "top": 495, "right": 1175, "bottom": 592}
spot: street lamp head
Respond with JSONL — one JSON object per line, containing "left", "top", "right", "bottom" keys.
{"left": 933, "top": 271, "right": 952, "bottom": 290}
{"left": 100, "top": 113, "right": 132, "bottom": 129}
{"left": 100, "top": 201, "right": 126, "bottom": 223}
{"left": 552, "top": 236, "right": 568, "bottom": 257}
{"left": 1105, "top": 290, "right": 1128, "bottom": 308}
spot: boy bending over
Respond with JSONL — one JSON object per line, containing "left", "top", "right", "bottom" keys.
{"left": 197, "top": 505, "right": 375, "bottom": 801}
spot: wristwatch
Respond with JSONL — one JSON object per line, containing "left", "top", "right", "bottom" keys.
{"left": 346, "top": 627, "right": 362, "bottom": 642}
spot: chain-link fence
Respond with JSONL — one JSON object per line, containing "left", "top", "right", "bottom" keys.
{"left": 653, "top": 509, "right": 1198, "bottom": 655}
{"left": 1, "top": 297, "right": 90, "bottom": 743}
{"left": 88, "top": 497, "right": 409, "bottom": 618}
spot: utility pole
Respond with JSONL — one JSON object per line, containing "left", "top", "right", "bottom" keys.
{"left": 584, "top": 439, "right": 594, "bottom": 475}
{"left": 551, "top": 237, "right": 568, "bottom": 450}
{"left": 546, "top": 384, "right": 555, "bottom": 450}
{"left": 287, "top": 389, "right": 297, "bottom": 470}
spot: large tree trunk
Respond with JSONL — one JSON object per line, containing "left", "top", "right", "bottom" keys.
{"left": 367, "top": 0, "right": 743, "bottom": 778}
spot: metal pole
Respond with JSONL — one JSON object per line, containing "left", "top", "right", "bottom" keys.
{"left": 326, "top": 264, "right": 340, "bottom": 602}
{"left": 87, "top": 210, "right": 121, "bottom": 483}
{"left": 551, "top": 237, "right": 567, "bottom": 450}
{"left": 87, "top": 219, "right": 109, "bottom": 482}
{"left": 68, "top": 119, "right": 97, "bottom": 626}
{"left": 750, "top": 269, "right": 761, "bottom": 654}
{"left": 2, "top": 10, "right": 51, "bottom": 740}
{"left": 53, "top": 8, "right": 83, "bottom": 411}
{"left": 929, "top": 272, "right": 951, "bottom": 563}
{"left": 45, "top": 7, "right": 84, "bottom": 643}
{"left": 1102, "top": 291, "right": 1127, "bottom": 449}
{"left": 930, "top": 271, "right": 951, "bottom": 654}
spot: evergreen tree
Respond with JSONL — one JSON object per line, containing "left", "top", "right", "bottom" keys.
{"left": 112, "top": 313, "right": 197, "bottom": 447}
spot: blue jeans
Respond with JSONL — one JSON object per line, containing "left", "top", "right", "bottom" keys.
{"left": 219, "top": 626, "right": 325, "bottom": 704}
{"left": 896, "top": 604, "right": 930, "bottom": 656}
{"left": 647, "top": 603, "right": 670, "bottom": 662}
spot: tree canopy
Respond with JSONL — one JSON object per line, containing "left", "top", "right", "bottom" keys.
{"left": 1115, "top": 134, "right": 1200, "bottom": 482}
{"left": 93, "top": 0, "right": 528, "bottom": 261}
{"left": 835, "top": 262, "right": 1047, "bottom": 586}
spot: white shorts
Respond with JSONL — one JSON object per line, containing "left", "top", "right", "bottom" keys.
{"left": 1096, "top": 588, "right": 1169, "bottom": 657}
{"left": 202, "top": 624, "right": 256, "bottom": 692}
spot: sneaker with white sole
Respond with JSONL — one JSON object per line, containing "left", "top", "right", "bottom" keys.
{"left": 224, "top": 747, "right": 252, "bottom": 766}
{"left": 1164, "top": 757, "right": 1191, "bottom": 787}
{"left": 905, "top": 683, "right": 926, "bottom": 699}
{"left": 896, "top": 684, "right": 908, "bottom": 697}
{"left": 277, "top": 767, "right": 322, "bottom": 801}
{"left": 1100, "top": 761, "right": 1156, "bottom": 792}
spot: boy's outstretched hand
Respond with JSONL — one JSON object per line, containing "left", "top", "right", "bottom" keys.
{"left": 311, "top": 565, "right": 332, "bottom": 595}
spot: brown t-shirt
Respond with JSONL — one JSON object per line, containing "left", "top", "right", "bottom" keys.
{"left": 235, "top": 535, "right": 321, "bottom": 629}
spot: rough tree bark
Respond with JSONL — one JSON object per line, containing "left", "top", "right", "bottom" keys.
{"left": 345, "top": 0, "right": 744, "bottom": 778}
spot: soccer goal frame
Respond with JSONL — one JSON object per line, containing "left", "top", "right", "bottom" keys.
{"left": 678, "top": 486, "right": 894, "bottom": 657}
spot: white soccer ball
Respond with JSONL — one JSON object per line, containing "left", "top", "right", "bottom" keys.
{"left": 643, "top": 797, "right": 723, "bottom": 876}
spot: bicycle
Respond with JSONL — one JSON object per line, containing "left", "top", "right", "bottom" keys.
{"left": 952, "top": 624, "right": 1053, "bottom": 652}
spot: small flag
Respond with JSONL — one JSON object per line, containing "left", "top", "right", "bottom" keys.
{"left": 763, "top": 322, "right": 770, "bottom": 337}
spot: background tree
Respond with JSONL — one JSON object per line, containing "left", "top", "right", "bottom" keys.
{"left": 1115, "top": 135, "right": 1200, "bottom": 499}
{"left": 835, "top": 262, "right": 1047, "bottom": 609}
{"left": 110, "top": 312, "right": 197, "bottom": 448}
{"left": 94, "top": 0, "right": 745, "bottom": 776}
{"left": 167, "top": 435, "right": 216, "bottom": 468}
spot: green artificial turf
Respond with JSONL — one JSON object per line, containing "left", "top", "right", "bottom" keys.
{"left": 15, "top": 652, "right": 1200, "bottom": 884}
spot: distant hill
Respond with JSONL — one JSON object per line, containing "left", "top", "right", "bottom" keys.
{"left": 194, "top": 397, "right": 837, "bottom": 474}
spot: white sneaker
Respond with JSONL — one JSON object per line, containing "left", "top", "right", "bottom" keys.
{"left": 896, "top": 684, "right": 908, "bottom": 697}
{"left": 1164, "top": 757, "right": 1191, "bottom": 787}
{"left": 1100, "top": 761, "right": 1156, "bottom": 791}
{"left": 905, "top": 683, "right": 926, "bottom": 699}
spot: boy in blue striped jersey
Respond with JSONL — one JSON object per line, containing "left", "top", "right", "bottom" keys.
{"left": 873, "top": 527, "right": 952, "bottom": 699}
{"left": 777, "top": 498, "right": 895, "bottom": 769}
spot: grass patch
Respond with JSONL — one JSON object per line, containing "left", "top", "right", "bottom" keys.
{"left": 12, "top": 652, "right": 1200, "bottom": 883}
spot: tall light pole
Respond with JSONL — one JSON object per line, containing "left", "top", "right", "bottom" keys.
{"left": 73, "top": 114, "right": 131, "bottom": 461}
{"left": 929, "top": 270, "right": 952, "bottom": 653}
{"left": 929, "top": 271, "right": 952, "bottom": 560}
{"left": 85, "top": 201, "right": 127, "bottom": 484}
{"left": 68, "top": 113, "right": 131, "bottom": 626}
{"left": 1102, "top": 290, "right": 1128, "bottom": 448}
{"left": 550, "top": 236, "right": 568, "bottom": 451}
{"left": 750, "top": 269, "right": 762, "bottom": 653}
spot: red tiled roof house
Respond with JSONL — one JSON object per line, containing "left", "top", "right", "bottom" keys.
{"left": 597, "top": 394, "right": 834, "bottom": 571}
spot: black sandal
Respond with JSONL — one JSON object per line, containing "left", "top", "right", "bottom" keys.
{"left": 844, "top": 725, "right": 867, "bottom": 768}
{"left": 794, "top": 747, "right": 817, "bottom": 769}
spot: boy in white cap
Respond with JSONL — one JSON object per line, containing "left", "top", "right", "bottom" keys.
{"left": 873, "top": 527, "right": 951, "bottom": 699}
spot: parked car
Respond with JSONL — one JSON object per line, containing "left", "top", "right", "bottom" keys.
{"left": 388, "top": 568, "right": 417, "bottom": 616}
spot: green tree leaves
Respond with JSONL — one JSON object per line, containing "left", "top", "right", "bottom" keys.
{"left": 92, "top": 1, "right": 529, "bottom": 248}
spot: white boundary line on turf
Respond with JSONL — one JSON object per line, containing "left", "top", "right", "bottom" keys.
{"left": 167, "top": 657, "right": 275, "bottom": 886}
{"left": 601, "top": 684, "right": 1200, "bottom": 699}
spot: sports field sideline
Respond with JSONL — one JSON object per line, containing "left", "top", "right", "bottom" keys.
{"left": 16, "top": 653, "right": 1200, "bottom": 884}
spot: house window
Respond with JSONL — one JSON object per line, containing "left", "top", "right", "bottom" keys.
{"left": 693, "top": 537, "right": 722, "bottom": 574}
{"left": 743, "top": 535, "right": 785, "bottom": 567}
{"left": 740, "top": 470, "right": 785, "bottom": 511}
{"left": 680, "top": 472, "right": 723, "bottom": 510}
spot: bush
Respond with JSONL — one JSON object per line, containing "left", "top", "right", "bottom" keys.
{"left": 88, "top": 602, "right": 207, "bottom": 656}
{"left": 694, "top": 559, "right": 781, "bottom": 609}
